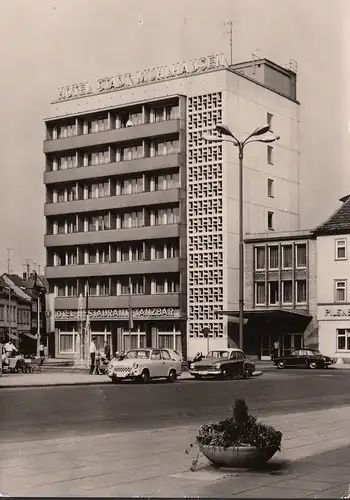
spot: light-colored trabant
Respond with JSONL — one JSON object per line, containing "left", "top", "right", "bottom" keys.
{"left": 189, "top": 348, "right": 255, "bottom": 380}
{"left": 107, "top": 348, "right": 182, "bottom": 384}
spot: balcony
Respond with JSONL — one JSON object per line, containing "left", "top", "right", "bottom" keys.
{"left": 44, "top": 189, "right": 180, "bottom": 217}
{"left": 54, "top": 293, "right": 181, "bottom": 310}
{"left": 45, "top": 258, "right": 180, "bottom": 279}
{"left": 43, "top": 120, "right": 180, "bottom": 154}
{"left": 44, "top": 223, "right": 180, "bottom": 247}
{"left": 43, "top": 153, "right": 184, "bottom": 185}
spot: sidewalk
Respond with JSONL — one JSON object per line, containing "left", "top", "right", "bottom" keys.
{"left": 0, "top": 370, "right": 264, "bottom": 388}
{"left": 1, "top": 405, "right": 350, "bottom": 496}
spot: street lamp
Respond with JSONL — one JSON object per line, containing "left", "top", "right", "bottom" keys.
{"left": 202, "top": 124, "right": 280, "bottom": 350}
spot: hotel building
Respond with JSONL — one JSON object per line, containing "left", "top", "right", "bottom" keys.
{"left": 43, "top": 55, "right": 300, "bottom": 359}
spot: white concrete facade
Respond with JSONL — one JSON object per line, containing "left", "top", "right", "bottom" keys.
{"left": 317, "top": 234, "right": 350, "bottom": 359}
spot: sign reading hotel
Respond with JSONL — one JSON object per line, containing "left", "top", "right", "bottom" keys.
{"left": 54, "top": 307, "right": 179, "bottom": 321}
{"left": 56, "top": 54, "right": 227, "bottom": 101}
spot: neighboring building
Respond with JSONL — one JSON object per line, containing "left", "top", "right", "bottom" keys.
{"left": 240, "top": 230, "right": 317, "bottom": 360}
{"left": 314, "top": 195, "right": 350, "bottom": 360}
{"left": 43, "top": 55, "right": 300, "bottom": 359}
{"left": 0, "top": 277, "right": 31, "bottom": 349}
{"left": 2, "top": 272, "right": 48, "bottom": 354}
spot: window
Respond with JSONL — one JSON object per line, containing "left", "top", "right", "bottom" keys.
{"left": 267, "top": 112, "right": 273, "bottom": 128}
{"left": 168, "top": 278, "right": 180, "bottom": 293}
{"left": 91, "top": 150, "right": 109, "bottom": 166}
{"left": 267, "top": 146, "right": 273, "bottom": 164}
{"left": 296, "top": 280, "right": 307, "bottom": 304}
{"left": 156, "top": 280, "right": 165, "bottom": 294}
{"left": 268, "top": 211, "right": 274, "bottom": 231}
{"left": 57, "top": 190, "right": 65, "bottom": 203}
{"left": 255, "top": 282, "right": 266, "bottom": 306}
{"left": 155, "top": 172, "right": 180, "bottom": 191}
{"left": 255, "top": 246, "right": 265, "bottom": 270}
{"left": 296, "top": 244, "right": 307, "bottom": 268}
{"left": 282, "top": 281, "right": 293, "bottom": 304}
{"left": 267, "top": 178, "right": 274, "bottom": 197}
{"left": 335, "top": 239, "right": 347, "bottom": 260}
{"left": 268, "top": 246, "right": 279, "bottom": 269}
{"left": 121, "top": 145, "right": 143, "bottom": 161}
{"left": 154, "top": 207, "right": 179, "bottom": 225}
{"left": 59, "top": 334, "right": 74, "bottom": 353}
{"left": 161, "top": 350, "right": 171, "bottom": 360}
{"left": 121, "top": 177, "right": 143, "bottom": 195}
{"left": 337, "top": 329, "right": 350, "bottom": 351}
{"left": 282, "top": 245, "right": 293, "bottom": 269}
{"left": 335, "top": 280, "right": 347, "bottom": 303}
{"left": 268, "top": 282, "right": 279, "bottom": 305}
{"left": 121, "top": 211, "right": 143, "bottom": 229}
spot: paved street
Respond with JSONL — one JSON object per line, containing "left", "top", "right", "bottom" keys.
{"left": 1, "top": 368, "right": 350, "bottom": 442}
{"left": 1, "top": 369, "right": 350, "bottom": 496}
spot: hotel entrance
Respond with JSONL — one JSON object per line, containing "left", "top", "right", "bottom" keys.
{"left": 261, "top": 333, "right": 303, "bottom": 360}
{"left": 223, "top": 308, "right": 312, "bottom": 361}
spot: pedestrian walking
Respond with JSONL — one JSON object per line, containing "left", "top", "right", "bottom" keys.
{"left": 104, "top": 341, "right": 111, "bottom": 361}
{"left": 89, "top": 337, "right": 97, "bottom": 375}
{"left": 94, "top": 351, "right": 101, "bottom": 375}
{"left": 39, "top": 342, "right": 45, "bottom": 365}
{"left": 4, "top": 340, "right": 17, "bottom": 358}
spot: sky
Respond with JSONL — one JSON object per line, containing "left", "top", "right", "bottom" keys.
{"left": 0, "top": 0, "right": 348, "bottom": 274}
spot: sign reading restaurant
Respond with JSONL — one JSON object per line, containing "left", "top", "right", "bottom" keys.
{"left": 56, "top": 53, "right": 227, "bottom": 101}
{"left": 55, "top": 307, "right": 179, "bottom": 321}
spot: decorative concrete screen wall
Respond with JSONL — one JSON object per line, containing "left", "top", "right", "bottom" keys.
{"left": 187, "top": 92, "right": 224, "bottom": 340}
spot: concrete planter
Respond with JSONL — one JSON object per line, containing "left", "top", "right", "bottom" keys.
{"left": 199, "top": 444, "right": 278, "bottom": 469}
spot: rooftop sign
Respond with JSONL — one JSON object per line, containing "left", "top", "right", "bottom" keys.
{"left": 56, "top": 53, "right": 227, "bottom": 102}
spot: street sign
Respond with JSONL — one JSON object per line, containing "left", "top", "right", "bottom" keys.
{"left": 202, "top": 328, "right": 210, "bottom": 338}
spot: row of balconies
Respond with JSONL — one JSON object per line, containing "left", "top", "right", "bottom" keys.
{"left": 44, "top": 187, "right": 180, "bottom": 217}
{"left": 44, "top": 223, "right": 180, "bottom": 248}
{"left": 45, "top": 257, "right": 180, "bottom": 279}
{"left": 44, "top": 152, "right": 184, "bottom": 186}
{"left": 44, "top": 118, "right": 181, "bottom": 154}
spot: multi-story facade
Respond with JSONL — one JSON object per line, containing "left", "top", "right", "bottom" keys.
{"left": 43, "top": 55, "right": 300, "bottom": 359}
{"left": 242, "top": 231, "right": 317, "bottom": 360}
{"left": 0, "top": 277, "right": 31, "bottom": 348}
{"left": 314, "top": 195, "right": 350, "bottom": 359}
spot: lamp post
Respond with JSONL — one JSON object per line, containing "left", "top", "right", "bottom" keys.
{"left": 202, "top": 124, "right": 280, "bottom": 350}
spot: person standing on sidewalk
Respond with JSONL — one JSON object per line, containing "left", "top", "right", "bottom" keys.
{"left": 4, "top": 340, "right": 17, "bottom": 358}
{"left": 104, "top": 341, "right": 111, "bottom": 361}
{"left": 89, "top": 337, "right": 97, "bottom": 375}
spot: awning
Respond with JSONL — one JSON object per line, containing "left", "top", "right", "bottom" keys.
{"left": 23, "top": 332, "right": 37, "bottom": 340}
{"left": 218, "top": 308, "right": 313, "bottom": 332}
{"left": 8, "top": 333, "right": 19, "bottom": 340}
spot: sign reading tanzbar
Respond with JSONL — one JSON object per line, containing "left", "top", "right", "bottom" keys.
{"left": 54, "top": 308, "right": 179, "bottom": 321}
{"left": 56, "top": 54, "right": 227, "bottom": 101}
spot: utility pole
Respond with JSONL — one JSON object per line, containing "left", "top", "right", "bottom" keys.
{"left": 224, "top": 21, "right": 234, "bottom": 65}
{"left": 6, "top": 249, "right": 12, "bottom": 274}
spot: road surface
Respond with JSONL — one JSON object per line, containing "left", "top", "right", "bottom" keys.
{"left": 1, "top": 369, "right": 350, "bottom": 443}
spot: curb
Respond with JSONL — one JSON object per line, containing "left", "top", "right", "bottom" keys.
{"left": 0, "top": 371, "right": 264, "bottom": 389}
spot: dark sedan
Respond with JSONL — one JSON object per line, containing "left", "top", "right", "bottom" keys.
{"left": 189, "top": 348, "right": 256, "bottom": 380}
{"left": 273, "top": 349, "right": 333, "bottom": 370}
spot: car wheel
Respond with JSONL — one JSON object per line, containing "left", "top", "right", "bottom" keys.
{"left": 111, "top": 376, "right": 121, "bottom": 384}
{"left": 194, "top": 374, "right": 202, "bottom": 380}
{"left": 167, "top": 369, "right": 177, "bottom": 383}
{"left": 140, "top": 369, "right": 150, "bottom": 384}
{"left": 308, "top": 361, "right": 317, "bottom": 369}
{"left": 243, "top": 369, "right": 252, "bottom": 379}
{"left": 277, "top": 361, "right": 285, "bottom": 369}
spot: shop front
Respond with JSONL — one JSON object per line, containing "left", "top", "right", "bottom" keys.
{"left": 54, "top": 306, "right": 185, "bottom": 358}
{"left": 224, "top": 309, "right": 313, "bottom": 360}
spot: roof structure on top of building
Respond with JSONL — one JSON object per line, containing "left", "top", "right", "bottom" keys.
{"left": 313, "top": 195, "right": 350, "bottom": 235}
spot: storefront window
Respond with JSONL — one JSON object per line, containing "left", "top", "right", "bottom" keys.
{"left": 59, "top": 334, "right": 74, "bottom": 353}
{"left": 337, "top": 329, "right": 350, "bottom": 351}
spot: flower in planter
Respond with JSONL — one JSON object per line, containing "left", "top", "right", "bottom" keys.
{"left": 185, "top": 399, "right": 283, "bottom": 471}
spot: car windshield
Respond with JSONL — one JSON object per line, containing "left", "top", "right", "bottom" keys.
{"left": 124, "top": 350, "right": 150, "bottom": 360}
{"left": 207, "top": 350, "right": 230, "bottom": 359}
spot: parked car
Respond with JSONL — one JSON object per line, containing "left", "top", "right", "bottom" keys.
{"left": 107, "top": 348, "right": 182, "bottom": 384}
{"left": 164, "top": 348, "right": 183, "bottom": 363}
{"left": 273, "top": 349, "right": 333, "bottom": 369}
{"left": 189, "top": 348, "right": 255, "bottom": 380}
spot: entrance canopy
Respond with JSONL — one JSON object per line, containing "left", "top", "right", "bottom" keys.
{"left": 219, "top": 309, "right": 313, "bottom": 333}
